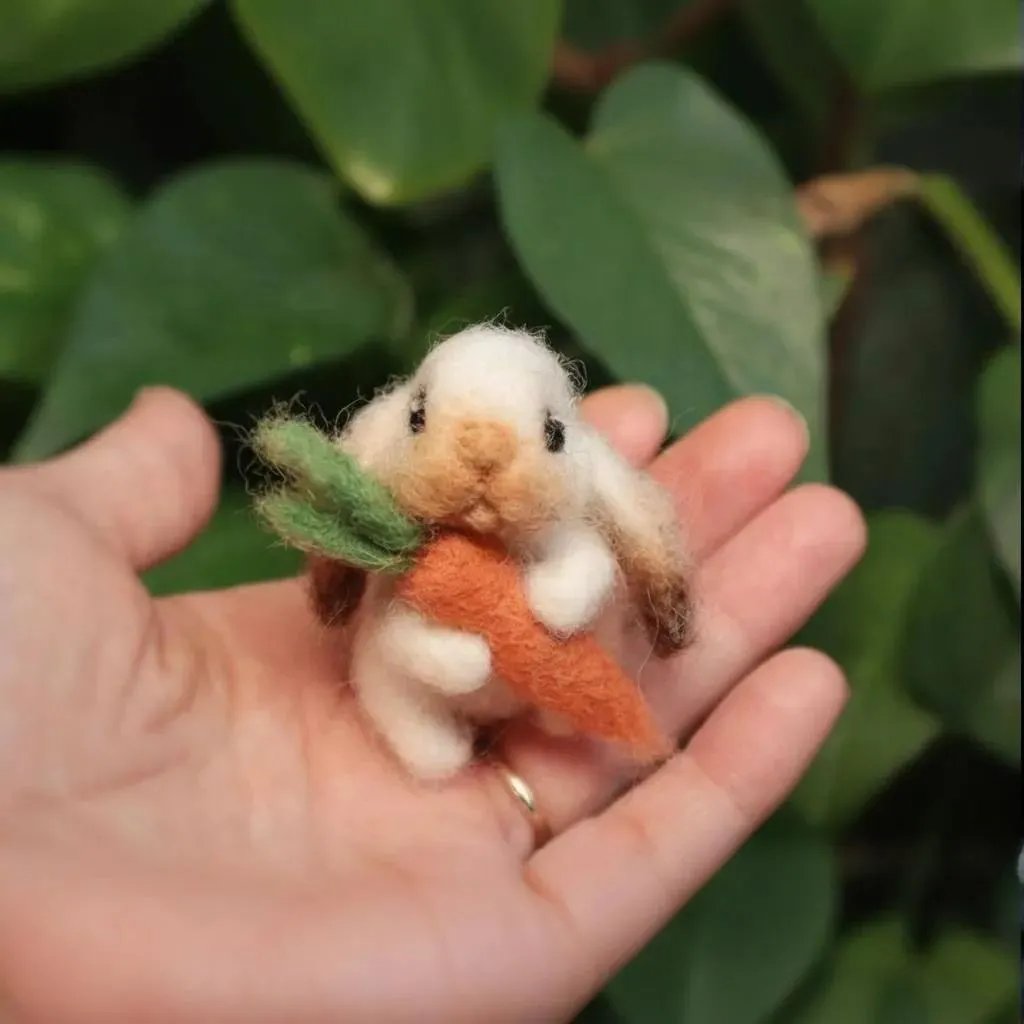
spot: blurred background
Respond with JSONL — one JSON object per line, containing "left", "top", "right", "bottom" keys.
{"left": 0, "top": 1, "right": 1019, "bottom": 1021}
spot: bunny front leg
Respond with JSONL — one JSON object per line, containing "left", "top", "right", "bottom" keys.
{"left": 524, "top": 523, "right": 618, "bottom": 636}
{"left": 351, "top": 624, "right": 475, "bottom": 779}
{"left": 379, "top": 605, "right": 493, "bottom": 696}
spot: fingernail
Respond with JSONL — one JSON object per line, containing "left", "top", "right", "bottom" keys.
{"left": 627, "top": 383, "right": 669, "bottom": 421}
{"left": 758, "top": 394, "right": 809, "bottom": 441}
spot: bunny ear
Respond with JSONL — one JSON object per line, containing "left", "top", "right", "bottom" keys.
{"left": 338, "top": 381, "right": 413, "bottom": 470}
{"left": 307, "top": 555, "right": 366, "bottom": 627}
{"left": 579, "top": 424, "right": 695, "bottom": 655}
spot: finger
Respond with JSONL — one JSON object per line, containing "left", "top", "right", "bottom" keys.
{"left": 14, "top": 388, "right": 221, "bottom": 571}
{"left": 652, "top": 395, "right": 808, "bottom": 559}
{"left": 524, "top": 648, "right": 847, "bottom": 1003}
{"left": 580, "top": 384, "right": 668, "bottom": 466}
{"left": 498, "top": 483, "right": 865, "bottom": 837}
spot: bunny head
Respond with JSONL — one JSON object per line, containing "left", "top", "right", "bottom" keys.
{"left": 326, "top": 323, "right": 694, "bottom": 654}
{"left": 343, "top": 324, "right": 585, "bottom": 538}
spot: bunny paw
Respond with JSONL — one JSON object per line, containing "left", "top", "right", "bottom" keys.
{"left": 429, "top": 630, "right": 493, "bottom": 694}
{"left": 525, "top": 561, "right": 613, "bottom": 636}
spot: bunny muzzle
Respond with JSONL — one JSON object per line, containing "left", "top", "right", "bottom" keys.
{"left": 384, "top": 410, "right": 570, "bottom": 537}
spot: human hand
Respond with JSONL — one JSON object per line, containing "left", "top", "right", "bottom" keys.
{"left": 0, "top": 385, "right": 864, "bottom": 1023}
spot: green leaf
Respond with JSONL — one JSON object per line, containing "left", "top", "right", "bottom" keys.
{"left": 820, "top": 266, "right": 854, "bottom": 321}
{"left": 0, "top": 160, "right": 131, "bottom": 384}
{"left": 976, "top": 348, "right": 1021, "bottom": 597}
{"left": 232, "top": 0, "right": 560, "bottom": 205}
{"left": 145, "top": 488, "right": 300, "bottom": 595}
{"left": 14, "top": 160, "right": 412, "bottom": 460}
{"left": 902, "top": 506, "right": 1020, "bottom": 765}
{"left": 790, "top": 920, "right": 921, "bottom": 1024}
{"left": 561, "top": 0, "right": 680, "bottom": 50}
{"left": 0, "top": 0, "right": 210, "bottom": 93}
{"left": 738, "top": 0, "right": 837, "bottom": 120}
{"left": 832, "top": 207, "right": 995, "bottom": 516}
{"left": 495, "top": 64, "right": 826, "bottom": 473}
{"left": 806, "top": 0, "right": 1022, "bottom": 93}
{"left": 918, "top": 176, "right": 1022, "bottom": 335}
{"left": 918, "top": 931, "right": 1019, "bottom": 1024}
{"left": 609, "top": 818, "right": 834, "bottom": 1024}
{"left": 792, "top": 920, "right": 1016, "bottom": 1024}
{"left": 793, "top": 512, "right": 941, "bottom": 829}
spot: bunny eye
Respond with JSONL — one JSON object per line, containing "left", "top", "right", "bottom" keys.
{"left": 408, "top": 391, "right": 426, "bottom": 434}
{"left": 544, "top": 413, "right": 565, "bottom": 453}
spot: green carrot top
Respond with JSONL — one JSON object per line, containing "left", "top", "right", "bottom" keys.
{"left": 251, "top": 416, "right": 424, "bottom": 574}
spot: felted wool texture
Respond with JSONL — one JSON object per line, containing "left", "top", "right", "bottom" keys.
{"left": 252, "top": 416, "right": 423, "bottom": 558}
{"left": 308, "top": 555, "right": 367, "bottom": 625}
{"left": 256, "top": 491, "right": 415, "bottom": 573}
{"left": 578, "top": 419, "right": 696, "bottom": 655}
{"left": 396, "top": 530, "right": 669, "bottom": 758}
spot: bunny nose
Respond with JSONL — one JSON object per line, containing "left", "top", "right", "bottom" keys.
{"left": 453, "top": 418, "right": 517, "bottom": 475}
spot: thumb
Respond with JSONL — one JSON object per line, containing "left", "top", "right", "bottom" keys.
{"left": 16, "top": 388, "right": 222, "bottom": 571}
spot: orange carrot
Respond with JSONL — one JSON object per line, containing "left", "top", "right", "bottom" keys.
{"left": 396, "top": 531, "right": 668, "bottom": 759}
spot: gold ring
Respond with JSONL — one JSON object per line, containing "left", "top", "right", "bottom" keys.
{"left": 491, "top": 762, "right": 551, "bottom": 848}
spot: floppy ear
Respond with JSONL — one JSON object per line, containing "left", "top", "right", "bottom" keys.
{"left": 337, "top": 381, "right": 413, "bottom": 472}
{"left": 579, "top": 424, "right": 695, "bottom": 656}
{"left": 305, "top": 382, "right": 413, "bottom": 627}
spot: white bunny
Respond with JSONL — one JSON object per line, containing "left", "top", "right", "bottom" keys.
{"left": 309, "top": 324, "right": 693, "bottom": 779}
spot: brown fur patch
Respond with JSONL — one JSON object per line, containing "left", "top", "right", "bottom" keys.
{"left": 637, "top": 566, "right": 695, "bottom": 656}
{"left": 604, "top": 533, "right": 695, "bottom": 656}
{"left": 307, "top": 556, "right": 366, "bottom": 626}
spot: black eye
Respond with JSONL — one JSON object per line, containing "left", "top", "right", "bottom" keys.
{"left": 409, "top": 391, "right": 426, "bottom": 434}
{"left": 544, "top": 414, "right": 565, "bottom": 453}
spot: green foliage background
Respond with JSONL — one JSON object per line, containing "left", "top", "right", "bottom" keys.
{"left": 0, "top": 2, "right": 1019, "bottom": 1020}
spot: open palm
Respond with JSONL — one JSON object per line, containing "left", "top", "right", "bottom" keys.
{"left": 0, "top": 385, "right": 864, "bottom": 1024}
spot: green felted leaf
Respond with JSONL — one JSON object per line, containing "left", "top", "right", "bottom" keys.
{"left": 495, "top": 64, "right": 826, "bottom": 475}
{"left": 0, "top": 0, "right": 211, "bottom": 93}
{"left": 232, "top": 0, "right": 560, "bottom": 205}
{"left": 13, "top": 160, "right": 412, "bottom": 460}
{"left": 145, "top": 488, "right": 300, "bottom": 596}
{"left": 902, "top": 506, "right": 1021, "bottom": 765}
{"left": 251, "top": 417, "right": 423, "bottom": 555}
{"left": 976, "top": 348, "right": 1021, "bottom": 598}
{"left": 791, "top": 920, "right": 1017, "bottom": 1024}
{"left": 806, "top": 0, "right": 1022, "bottom": 94}
{"left": 0, "top": 160, "right": 131, "bottom": 384}
{"left": 256, "top": 491, "right": 415, "bottom": 573}
{"left": 793, "top": 512, "right": 941, "bottom": 829}
{"left": 609, "top": 818, "right": 835, "bottom": 1024}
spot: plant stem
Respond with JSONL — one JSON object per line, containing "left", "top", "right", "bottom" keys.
{"left": 917, "top": 175, "right": 1022, "bottom": 336}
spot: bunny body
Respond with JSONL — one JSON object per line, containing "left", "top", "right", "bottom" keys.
{"left": 319, "top": 325, "right": 692, "bottom": 779}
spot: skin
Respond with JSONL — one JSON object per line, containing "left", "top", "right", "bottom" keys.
{"left": 0, "top": 385, "right": 865, "bottom": 1024}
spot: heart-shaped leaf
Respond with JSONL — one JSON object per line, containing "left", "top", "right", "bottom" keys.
{"left": 609, "top": 817, "right": 834, "bottom": 1023}
{"left": 0, "top": 0, "right": 210, "bottom": 93}
{"left": 806, "top": 0, "right": 1022, "bottom": 93}
{"left": 793, "top": 512, "right": 941, "bottom": 829}
{"left": 496, "top": 64, "right": 826, "bottom": 474}
{"left": 791, "top": 920, "right": 1017, "bottom": 1024}
{"left": 232, "top": 0, "right": 560, "bottom": 204}
{"left": 14, "top": 160, "right": 411, "bottom": 460}
{"left": 902, "top": 506, "right": 1020, "bottom": 765}
{"left": 0, "top": 160, "right": 131, "bottom": 384}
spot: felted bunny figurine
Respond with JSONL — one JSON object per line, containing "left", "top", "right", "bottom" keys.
{"left": 305, "top": 324, "right": 693, "bottom": 779}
